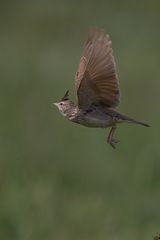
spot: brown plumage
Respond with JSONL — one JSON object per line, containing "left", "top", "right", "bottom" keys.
{"left": 54, "top": 28, "right": 150, "bottom": 148}
{"left": 75, "top": 29, "right": 120, "bottom": 109}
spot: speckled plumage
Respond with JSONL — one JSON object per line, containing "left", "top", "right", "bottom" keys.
{"left": 54, "top": 28, "right": 149, "bottom": 148}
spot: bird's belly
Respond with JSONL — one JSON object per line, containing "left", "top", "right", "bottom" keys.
{"left": 76, "top": 114, "right": 112, "bottom": 128}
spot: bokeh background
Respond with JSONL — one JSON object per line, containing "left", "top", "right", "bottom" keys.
{"left": 1, "top": 0, "right": 160, "bottom": 239}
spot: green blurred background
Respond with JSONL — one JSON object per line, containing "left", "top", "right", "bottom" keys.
{"left": 1, "top": 0, "right": 160, "bottom": 239}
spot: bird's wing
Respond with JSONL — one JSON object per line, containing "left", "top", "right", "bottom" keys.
{"left": 75, "top": 28, "right": 120, "bottom": 109}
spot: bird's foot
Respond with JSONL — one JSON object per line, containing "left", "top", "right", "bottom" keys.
{"left": 107, "top": 138, "right": 120, "bottom": 149}
{"left": 107, "top": 125, "right": 119, "bottom": 149}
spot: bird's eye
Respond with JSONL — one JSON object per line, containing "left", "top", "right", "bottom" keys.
{"left": 60, "top": 103, "right": 63, "bottom": 106}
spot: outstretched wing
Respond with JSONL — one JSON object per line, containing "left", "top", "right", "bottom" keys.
{"left": 75, "top": 28, "right": 120, "bottom": 109}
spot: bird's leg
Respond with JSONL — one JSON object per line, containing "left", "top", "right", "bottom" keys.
{"left": 107, "top": 125, "right": 119, "bottom": 149}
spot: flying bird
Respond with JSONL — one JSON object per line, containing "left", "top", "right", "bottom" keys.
{"left": 54, "top": 28, "right": 150, "bottom": 148}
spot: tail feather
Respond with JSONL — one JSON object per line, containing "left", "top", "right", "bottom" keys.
{"left": 130, "top": 119, "right": 150, "bottom": 127}
{"left": 117, "top": 113, "right": 150, "bottom": 127}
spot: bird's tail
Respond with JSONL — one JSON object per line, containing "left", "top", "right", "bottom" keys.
{"left": 117, "top": 113, "right": 150, "bottom": 127}
{"left": 127, "top": 119, "right": 150, "bottom": 127}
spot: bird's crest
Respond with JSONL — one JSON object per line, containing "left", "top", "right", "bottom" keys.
{"left": 61, "top": 90, "right": 69, "bottom": 101}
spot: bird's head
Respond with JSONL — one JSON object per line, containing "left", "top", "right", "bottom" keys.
{"left": 53, "top": 90, "right": 75, "bottom": 117}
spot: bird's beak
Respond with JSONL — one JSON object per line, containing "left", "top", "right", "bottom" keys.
{"left": 53, "top": 102, "right": 58, "bottom": 107}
